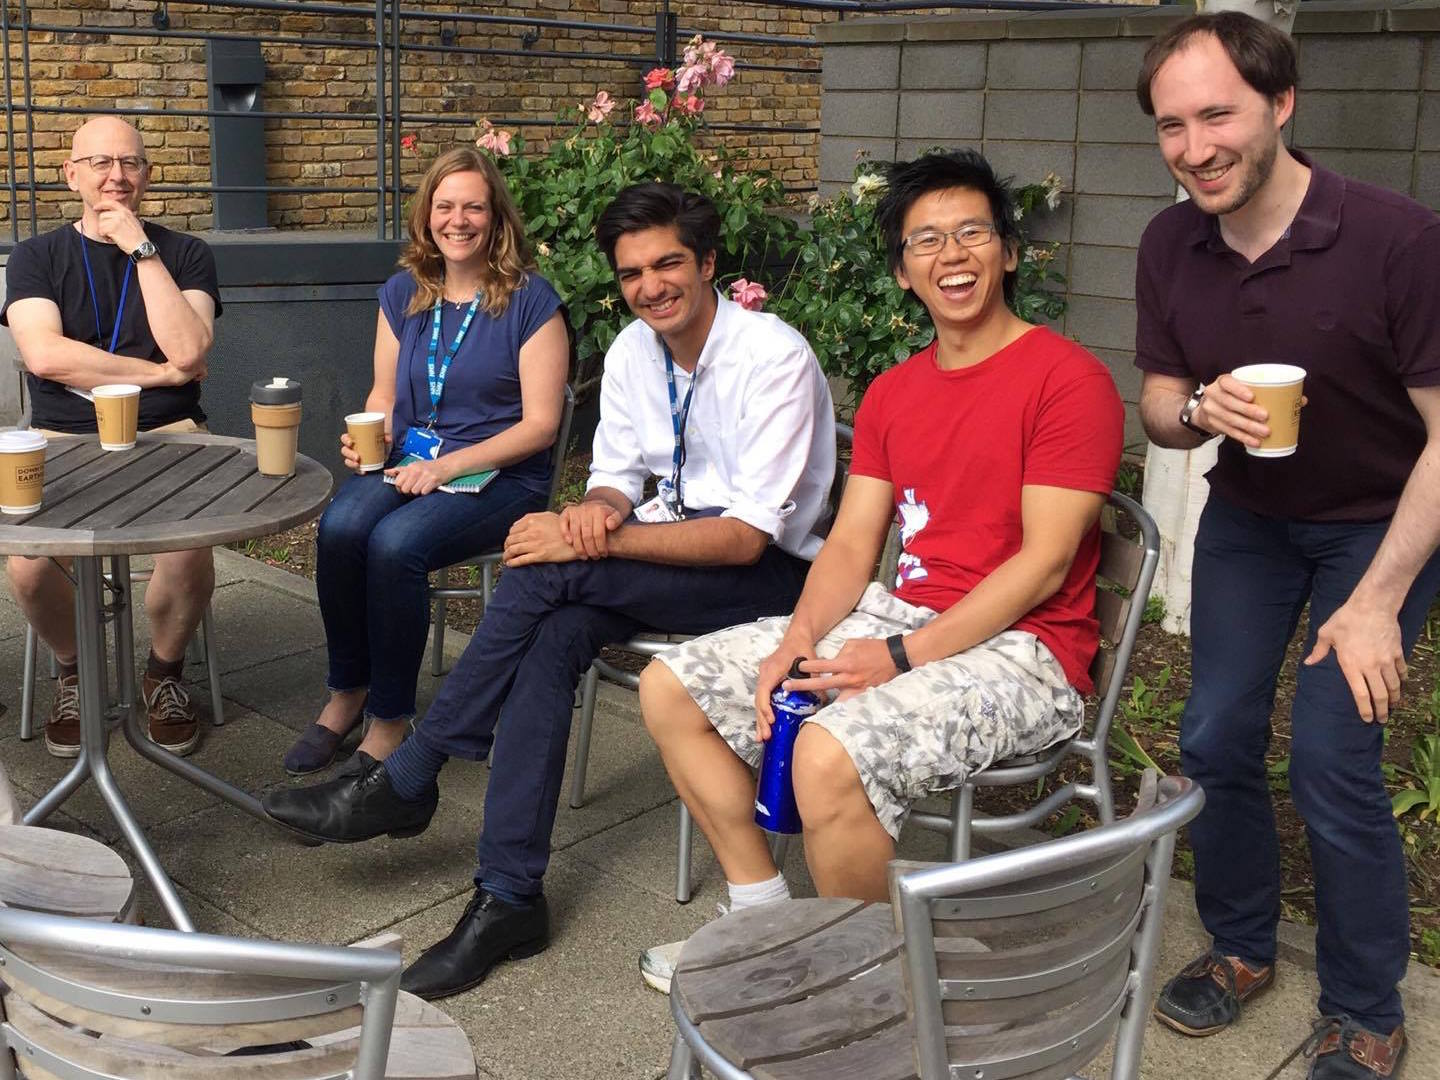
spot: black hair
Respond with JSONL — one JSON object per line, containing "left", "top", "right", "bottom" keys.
{"left": 1137, "top": 11, "right": 1299, "bottom": 117}
{"left": 875, "top": 148, "right": 1021, "bottom": 304}
{"left": 595, "top": 182, "right": 721, "bottom": 272}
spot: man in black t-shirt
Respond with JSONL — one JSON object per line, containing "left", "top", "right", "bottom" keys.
{"left": 0, "top": 116, "right": 221, "bottom": 759}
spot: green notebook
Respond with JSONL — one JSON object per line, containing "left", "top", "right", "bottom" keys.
{"left": 383, "top": 453, "right": 498, "bottom": 495}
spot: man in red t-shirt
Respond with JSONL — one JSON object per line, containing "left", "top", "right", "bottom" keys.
{"left": 634, "top": 149, "right": 1123, "bottom": 993}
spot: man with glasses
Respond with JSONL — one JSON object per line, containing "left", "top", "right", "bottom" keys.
{"left": 1, "top": 116, "right": 220, "bottom": 758}
{"left": 635, "top": 148, "right": 1124, "bottom": 992}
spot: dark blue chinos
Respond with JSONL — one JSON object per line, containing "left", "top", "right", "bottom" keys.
{"left": 1184, "top": 494, "right": 1440, "bottom": 1031}
{"left": 407, "top": 545, "right": 809, "bottom": 900}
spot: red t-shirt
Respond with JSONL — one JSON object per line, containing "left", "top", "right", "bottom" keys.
{"left": 850, "top": 327, "right": 1124, "bottom": 692}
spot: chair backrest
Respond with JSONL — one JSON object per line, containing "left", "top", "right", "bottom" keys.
{"left": 809, "top": 421, "right": 853, "bottom": 542}
{"left": 1088, "top": 489, "right": 1161, "bottom": 749}
{"left": 546, "top": 381, "right": 577, "bottom": 510}
{"left": 890, "top": 773, "right": 1203, "bottom": 1080}
{"left": 0, "top": 907, "right": 412, "bottom": 1080}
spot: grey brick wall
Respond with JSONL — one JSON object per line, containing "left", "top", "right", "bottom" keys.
{"left": 815, "top": 0, "right": 1440, "bottom": 440}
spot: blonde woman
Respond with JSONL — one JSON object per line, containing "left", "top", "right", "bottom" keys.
{"left": 283, "top": 147, "right": 569, "bottom": 775}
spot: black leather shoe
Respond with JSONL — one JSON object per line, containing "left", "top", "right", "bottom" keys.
{"left": 261, "top": 758, "right": 436, "bottom": 844}
{"left": 400, "top": 888, "right": 549, "bottom": 1001}
{"left": 1153, "top": 949, "right": 1274, "bottom": 1037}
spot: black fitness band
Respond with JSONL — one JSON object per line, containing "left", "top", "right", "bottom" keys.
{"left": 886, "top": 634, "right": 912, "bottom": 673}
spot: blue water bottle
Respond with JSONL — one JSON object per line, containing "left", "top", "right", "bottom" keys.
{"left": 754, "top": 658, "right": 822, "bottom": 834}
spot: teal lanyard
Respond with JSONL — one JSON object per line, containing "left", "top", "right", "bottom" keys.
{"left": 425, "top": 294, "right": 480, "bottom": 427}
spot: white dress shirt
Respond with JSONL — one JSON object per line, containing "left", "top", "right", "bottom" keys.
{"left": 588, "top": 293, "right": 836, "bottom": 560}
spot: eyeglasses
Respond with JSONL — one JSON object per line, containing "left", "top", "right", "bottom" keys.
{"left": 902, "top": 223, "right": 997, "bottom": 256}
{"left": 70, "top": 155, "right": 148, "bottom": 176}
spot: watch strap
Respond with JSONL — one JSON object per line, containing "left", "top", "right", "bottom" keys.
{"left": 129, "top": 239, "right": 158, "bottom": 264}
{"left": 885, "top": 634, "right": 912, "bottom": 674}
{"left": 1179, "top": 385, "right": 1207, "bottom": 434}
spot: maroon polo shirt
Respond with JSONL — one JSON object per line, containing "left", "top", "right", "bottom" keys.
{"left": 1135, "top": 153, "right": 1440, "bottom": 523}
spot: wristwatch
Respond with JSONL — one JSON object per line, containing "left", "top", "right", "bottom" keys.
{"left": 1179, "top": 384, "right": 1207, "bottom": 434}
{"left": 128, "top": 239, "right": 158, "bottom": 265}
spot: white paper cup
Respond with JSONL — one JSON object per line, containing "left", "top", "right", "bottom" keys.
{"left": 1231, "top": 364, "right": 1306, "bottom": 458}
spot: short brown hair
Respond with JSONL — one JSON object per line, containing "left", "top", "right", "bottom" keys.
{"left": 1136, "top": 11, "right": 1298, "bottom": 117}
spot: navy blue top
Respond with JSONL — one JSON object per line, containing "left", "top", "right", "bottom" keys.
{"left": 379, "top": 270, "right": 563, "bottom": 496}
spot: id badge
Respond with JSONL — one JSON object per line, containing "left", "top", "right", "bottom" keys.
{"left": 634, "top": 482, "right": 682, "bottom": 523}
{"left": 402, "top": 427, "right": 443, "bottom": 460}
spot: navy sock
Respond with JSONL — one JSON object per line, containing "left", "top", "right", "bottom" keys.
{"left": 383, "top": 732, "right": 447, "bottom": 801}
{"left": 480, "top": 880, "right": 534, "bottom": 908}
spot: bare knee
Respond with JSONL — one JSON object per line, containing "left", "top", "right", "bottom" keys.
{"left": 792, "top": 725, "right": 867, "bottom": 828}
{"left": 638, "top": 659, "right": 706, "bottom": 741}
{"left": 7, "top": 554, "right": 62, "bottom": 605}
{"left": 150, "top": 548, "right": 215, "bottom": 600}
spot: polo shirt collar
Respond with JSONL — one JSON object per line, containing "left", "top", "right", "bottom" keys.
{"left": 1186, "top": 149, "right": 1342, "bottom": 256}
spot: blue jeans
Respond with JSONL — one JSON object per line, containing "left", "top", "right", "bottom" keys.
{"left": 411, "top": 546, "right": 810, "bottom": 899}
{"left": 315, "top": 471, "right": 546, "bottom": 722}
{"left": 1184, "top": 494, "right": 1440, "bottom": 1031}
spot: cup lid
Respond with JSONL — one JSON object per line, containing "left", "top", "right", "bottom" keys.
{"left": 92, "top": 383, "right": 141, "bottom": 397}
{"left": 0, "top": 429, "right": 47, "bottom": 452}
{"left": 251, "top": 377, "right": 302, "bottom": 405}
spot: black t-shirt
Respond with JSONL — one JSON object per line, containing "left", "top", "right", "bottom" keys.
{"left": 1, "top": 222, "right": 222, "bottom": 433}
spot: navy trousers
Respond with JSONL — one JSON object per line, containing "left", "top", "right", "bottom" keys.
{"left": 1184, "top": 494, "right": 1440, "bottom": 1030}
{"left": 412, "top": 546, "right": 810, "bottom": 900}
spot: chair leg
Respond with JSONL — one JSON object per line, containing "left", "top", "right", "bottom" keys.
{"left": 482, "top": 561, "right": 494, "bottom": 607}
{"left": 569, "top": 665, "right": 599, "bottom": 809}
{"left": 676, "top": 801, "right": 694, "bottom": 904}
{"left": 768, "top": 831, "right": 791, "bottom": 871}
{"left": 201, "top": 603, "right": 224, "bottom": 727}
{"left": 949, "top": 783, "right": 975, "bottom": 861}
{"left": 430, "top": 566, "right": 449, "bottom": 677}
{"left": 19, "top": 625, "right": 37, "bottom": 740}
{"left": 667, "top": 1033, "right": 700, "bottom": 1080}
{"left": 1093, "top": 744, "right": 1117, "bottom": 825}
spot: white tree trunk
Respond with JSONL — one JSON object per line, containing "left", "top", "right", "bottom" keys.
{"left": 1141, "top": 0, "right": 1295, "bottom": 635}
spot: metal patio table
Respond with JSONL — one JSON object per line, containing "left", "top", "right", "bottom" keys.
{"left": 2, "top": 432, "right": 333, "bottom": 931}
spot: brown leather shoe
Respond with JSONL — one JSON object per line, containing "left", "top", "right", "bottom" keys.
{"left": 1154, "top": 950, "right": 1274, "bottom": 1037}
{"left": 143, "top": 674, "right": 200, "bottom": 756}
{"left": 44, "top": 674, "right": 81, "bottom": 759}
{"left": 1307, "top": 1018, "right": 1406, "bottom": 1079}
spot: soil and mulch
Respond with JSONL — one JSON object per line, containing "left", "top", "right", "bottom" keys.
{"left": 233, "top": 456, "right": 1440, "bottom": 966}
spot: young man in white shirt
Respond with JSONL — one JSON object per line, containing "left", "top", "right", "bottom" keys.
{"left": 263, "top": 182, "right": 836, "bottom": 1001}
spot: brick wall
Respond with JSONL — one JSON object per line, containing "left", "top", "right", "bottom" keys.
{"left": 816, "top": 0, "right": 1440, "bottom": 447}
{"left": 0, "top": 0, "right": 825, "bottom": 235}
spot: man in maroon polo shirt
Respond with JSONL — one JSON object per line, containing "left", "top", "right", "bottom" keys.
{"left": 1133, "top": 13, "right": 1440, "bottom": 1079}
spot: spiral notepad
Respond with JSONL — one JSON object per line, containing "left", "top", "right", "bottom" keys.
{"left": 382, "top": 454, "right": 497, "bottom": 495}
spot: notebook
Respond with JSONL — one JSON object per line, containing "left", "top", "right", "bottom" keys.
{"left": 383, "top": 453, "right": 498, "bottom": 495}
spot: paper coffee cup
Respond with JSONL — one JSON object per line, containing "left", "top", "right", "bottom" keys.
{"left": 1231, "top": 364, "right": 1305, "bottom": 457}
{"left": 251, "top": 377, "right": 303, "bottom": 478}
{"left": 346, "top": 412, "right": 387, "bottom": 473}
{"left": 0, "top": 430, "right": 47, "bottom": 515}
{"left": 92, "top": 383, "right": 141, "bottom": 451}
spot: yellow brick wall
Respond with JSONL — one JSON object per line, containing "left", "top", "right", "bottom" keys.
{"left": 0, "top": 0, "right": 828, "bottom": 234}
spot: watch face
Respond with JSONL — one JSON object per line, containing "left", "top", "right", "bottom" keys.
{"left": 131, "top": 240, "right": 157, "bottom": 262}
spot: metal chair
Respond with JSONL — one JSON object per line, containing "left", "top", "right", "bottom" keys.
{"left": 427, "top": 382, "right": 577, "bottom": 676}
{"left": 570, "top": 424, "right": 854, "bottom": 903}
{"left": 666, "top": 772, "right": 1204, "bottom": 1080}
{"left": 0, "top": 827, "right": 477, "bottom": 1080}
{"left": 907, "top": 489, "right": 1161, "bottom": 860}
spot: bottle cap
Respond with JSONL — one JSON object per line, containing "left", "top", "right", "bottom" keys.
{"left": 788, "top": 657, "right": 808, "bottom": 680}
{"left": 250, "top": 377, "right": 302, "bottom": 405}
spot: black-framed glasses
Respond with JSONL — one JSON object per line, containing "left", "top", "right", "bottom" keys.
{"left": 70, "top": 155, "right": 148, "bottom": 176}
{"left": 902, "top": 223, "right": 997, "bottom": 256}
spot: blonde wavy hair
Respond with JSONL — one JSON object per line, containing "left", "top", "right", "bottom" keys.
{"left": 398, "top": 147, "right": 534, "bottom": 318}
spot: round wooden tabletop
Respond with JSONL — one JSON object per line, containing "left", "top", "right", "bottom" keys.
{"left": 0, "top": 432, "right": 334, "bottom": 557}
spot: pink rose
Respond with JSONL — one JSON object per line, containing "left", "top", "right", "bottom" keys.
{"left": 728, "top": 277, "right": 767, "bottom": 311}
{"left": 634, "top": 100, "right": 662, "bottom": 130}
{"left": 587, "top": 90, "right": 615, "bottom": 124}
{"left": 675, "top": 62, "right": 707, "bottom": 94}
{"left": 643, "top": 67, "right": 675, "bottom": 91}
{"left": 679, "top": 94, "right": 704, "bottom": 116}
{"left": 475, "top": 118, "right": 513, "bottom": 157}
{"left": 709, "top": 52, "right": 735, "bottom": 87}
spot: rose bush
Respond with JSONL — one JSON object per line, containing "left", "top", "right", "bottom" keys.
{"left": 454, "top": 37, "right": 1067, "bottom": 405}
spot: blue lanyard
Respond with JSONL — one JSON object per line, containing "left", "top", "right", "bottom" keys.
{"left": 78, "top": 231, "right": 133, "bottom": 354}
{"left": 425, "top": 294, "right": 480, "bottom": 427}
{"left": 662, "top": 343, "right": 696, "bottom": 512}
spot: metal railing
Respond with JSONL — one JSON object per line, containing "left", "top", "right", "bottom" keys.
{"left": 0, "top": 0, "right": 1107, "bottom": 242}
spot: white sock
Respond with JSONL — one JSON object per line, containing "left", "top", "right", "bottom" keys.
{"left": 727, "top": 873, "right": 791, "bottom": 912}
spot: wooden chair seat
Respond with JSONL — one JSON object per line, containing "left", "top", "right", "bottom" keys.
{"left": 0, "top": 825, "right": 134, "bottom": 922}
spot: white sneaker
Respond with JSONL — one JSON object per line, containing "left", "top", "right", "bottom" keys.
{"left": 639, "top": 938, "right": 685, "bottom": 994}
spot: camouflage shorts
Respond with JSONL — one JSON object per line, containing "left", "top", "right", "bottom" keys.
{"left": 656, "top": 583, "right": 1084, "bottom": 838}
